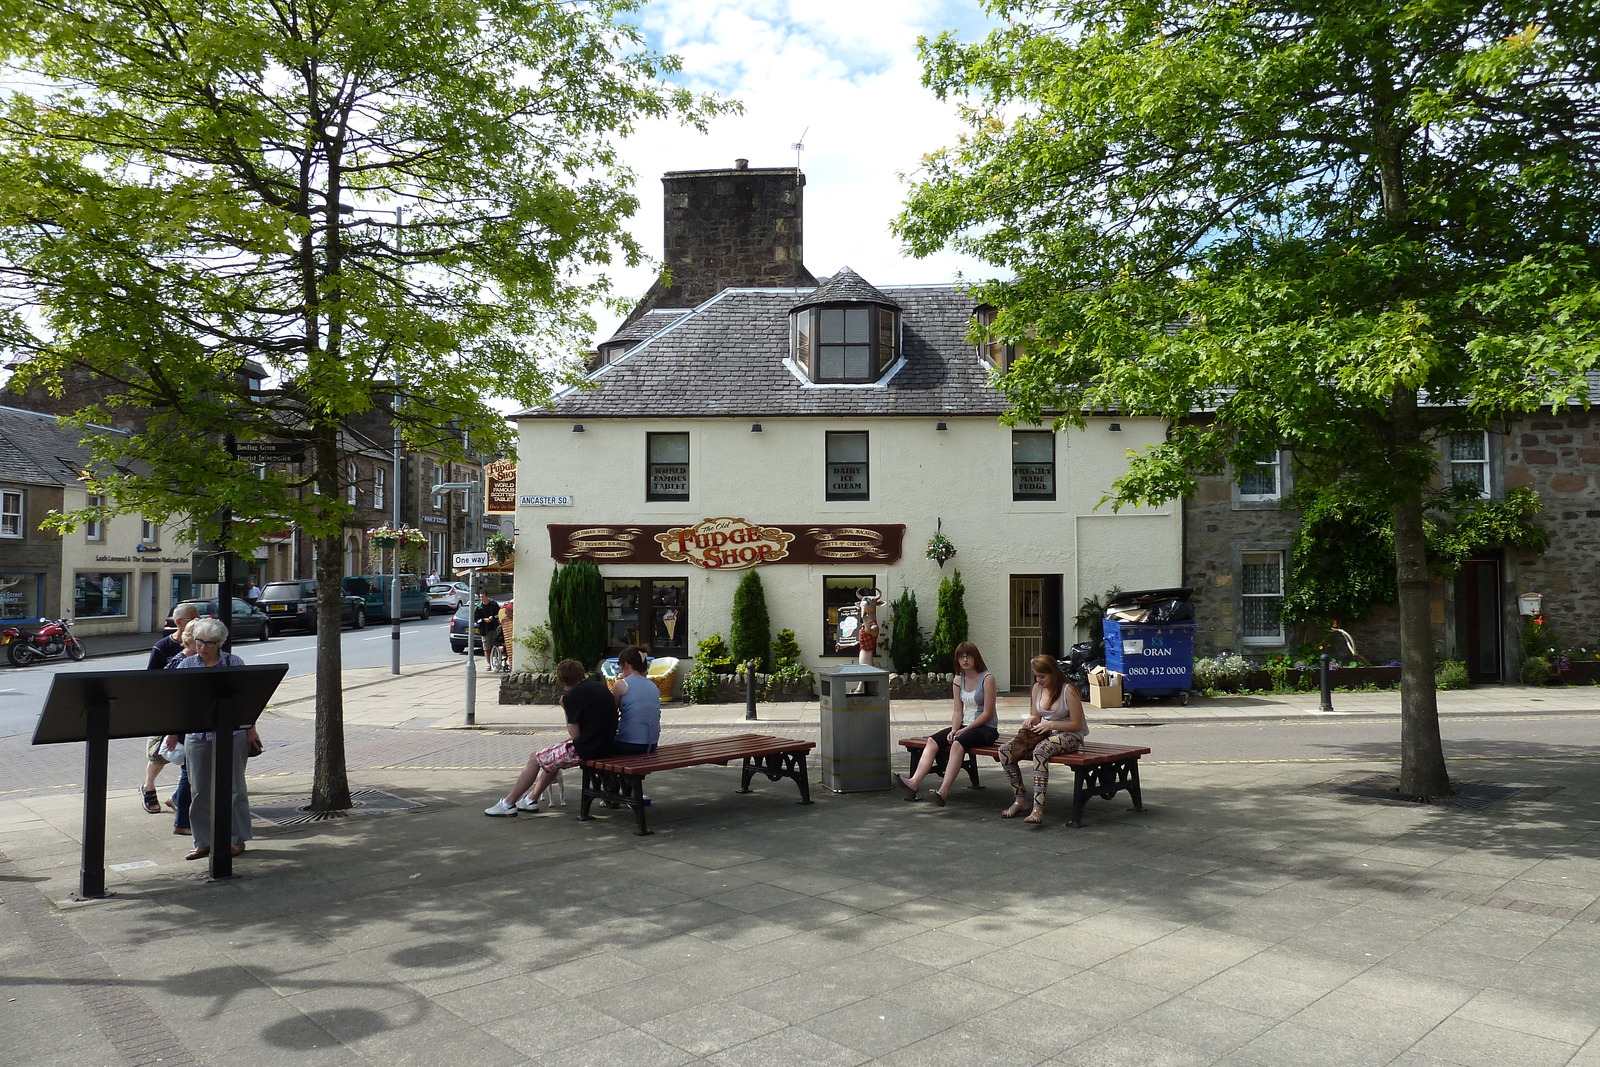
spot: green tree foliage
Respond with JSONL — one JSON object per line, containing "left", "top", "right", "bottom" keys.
{"left": 898, "top": 2, "right": 1600, "bottom": 798}
{"left": 930, "top": 569, "right": 969, "bottom": 671}
{"left": 888, "top": 588, "right": 923, "bottom": 673}
{"left": 771, "top": 628, "right": 803, "bottom": 669}
{"left": 729, "top": 569, "right": 772, "bottom": 669}
{"left": 0, "top": 0, "right": 727, "bottom": 810}
{"left": 547, "top": 562, "right": 606, "bottom": 669}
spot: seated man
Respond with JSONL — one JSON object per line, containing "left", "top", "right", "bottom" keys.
{"left": 485, "top": 659, "right": 616, "bottom": 816}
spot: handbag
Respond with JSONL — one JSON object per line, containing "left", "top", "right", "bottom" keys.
{"left": 1007, "top": 725, "right": 1048, "bottom": 763}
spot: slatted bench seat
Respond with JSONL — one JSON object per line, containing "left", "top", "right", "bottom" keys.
{"left": 581, "top": 733, "right": 816, "bottom": 836}
{"left": 898, "top": 736, "right": 1150, "bottom": 827}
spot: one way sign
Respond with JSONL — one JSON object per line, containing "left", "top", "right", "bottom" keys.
{"left": 453, "top": 552, "right": 489, "bottom": 570}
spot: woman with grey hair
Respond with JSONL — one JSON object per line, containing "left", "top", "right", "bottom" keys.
{"left": 163, "top": 617, "right": 259, "bottom": 860}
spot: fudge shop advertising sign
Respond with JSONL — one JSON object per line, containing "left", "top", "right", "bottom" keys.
{"left": 549, "top": 520, "right": 904, "bottom": 569}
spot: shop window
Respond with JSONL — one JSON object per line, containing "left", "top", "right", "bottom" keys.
{"left": 604, "top": 577, "right": 688, "bottom": 657}
{"left": 0, "top": 572, "right": 41, "bottom": 618}
{"left": 647, "top": 433, "right": 690, "bottom": 501}
{"left": 1012, "top": 431, "right": 1055, "bottom": 500}
{"left": 85, "top": 494, "right": 105, "bottom": 541}
{"left": 1238, "top": 452, "right": 1282, "bottom": 501}
{"left": 825, "top": 431, "right": 869, "bottom": 501}
{"left": 74, "top": 572, "right": 130, "bottom": 619}
{"left": 822, "top": 575, "right": 877, "bottom": 656}
{"left": 1450, "top": 431, "right": 1490, "bottom": 497}
{"left": 1240, "top": 551, "right": 1285, "bottom": 645}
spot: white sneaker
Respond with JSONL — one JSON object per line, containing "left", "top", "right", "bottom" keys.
{"left": 484, "top": 799, "right": 518, "bottom": 817}
{"left": 515, "top": 795, "right": 540, "bottom": 813}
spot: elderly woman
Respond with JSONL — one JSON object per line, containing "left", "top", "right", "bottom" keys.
{"left": 163, "top": 618, "right": 259, "bottom": 861}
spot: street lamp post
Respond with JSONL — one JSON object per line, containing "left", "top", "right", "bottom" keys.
{"left": 434, "top": 481, "right": 479, "bottom": 726}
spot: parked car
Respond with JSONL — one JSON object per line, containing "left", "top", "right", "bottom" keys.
{"left": 449, "top": 599, "right": 511, "bottom": 654}
{"left": 426, "top": 582, "right": 471, "bottom": 614}
{"left": 163, "top": 598, "right": 271, "bottom": 642}
{"left": 256, "top": 580, "right": 368, "bottom": 634}
{"left": 343, "top": 574, "right": 430, "bottom": 622}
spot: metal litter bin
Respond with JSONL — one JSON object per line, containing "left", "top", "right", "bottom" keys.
{"left": 1103, "top": 619, "right": 1195, "bottom": 704}
{"left": 817, "top": 664, "right": 891, "bottom": 792}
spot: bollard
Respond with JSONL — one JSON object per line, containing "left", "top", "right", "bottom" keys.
{"left": 745, "top": 661, "right": 758, "bottom": 721}
{"left": 1319, "top": 652, "right": 1334, "bottom": 713}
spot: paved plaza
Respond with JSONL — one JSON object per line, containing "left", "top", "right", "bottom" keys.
{"left": 3, "top": 664, "right": 1599, "bottom": 1066}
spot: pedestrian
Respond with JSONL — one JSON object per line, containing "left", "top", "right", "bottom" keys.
{"left": 999, "top": 653, "right": 1088, "bottom": 824}
{"left": 894, "top": 641, "right": 1000, "bottom": 806}
{"left": 139, "top": 603, "right": 199, "bottom": 814}
{"left": 485, "top": 659, "right": 617, "bottom": 816}
{"left": 489, "top": 599, "right": 514, "bottom": 671}
{"left": 161, "top": 620, "right": 203, "bottom": 837}
{"left": 165, "top": 618, "right": 259, "bottom": 860}
{"left": 473, "top": 591, "right": 500, "bottom": 669}
{"left": 244, "top": 574, "right": 261, "bottom": 605}
{"left": 610, "top": 645, "right": 661, "bottom": 754}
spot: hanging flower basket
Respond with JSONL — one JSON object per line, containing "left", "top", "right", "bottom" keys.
{"left": 487, "top": 533, "right": 515, "bottom": 566}
{"left": 926, "top": 531, "right": 957, "bottom": 566}
{"left": 368, "top": 526, "right": 427, "bottom": 551}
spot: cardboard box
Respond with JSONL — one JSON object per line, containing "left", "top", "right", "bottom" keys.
{"left": 1089, "top": 680, "right": 1124, "bottom": 709}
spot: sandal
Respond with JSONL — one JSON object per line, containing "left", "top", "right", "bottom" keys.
{"left": 1023, "top": 808, "right": 1045, "bottom": 825}
{"left": 184, "top": 846, "right": 211, "bottom": 861}
{"left": 929, "top": 791, "right": 946, "bottom": 808}
{"left": 1000, "top": 801, "right": 1028, "bottom": 819}
{"left": 142, "top": 788, "right": 161, "bottom": 814}
{"left": 892, "top": 773, "right": 919, "bottom": 802}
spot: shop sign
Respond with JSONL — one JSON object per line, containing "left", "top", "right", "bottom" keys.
{"left": 655, "top": 517, "right": 796, "bottom": 570}
{"left": 484, "top": 459, "right": 517, "bottom": 515}
{"left": 550, "top": 522, "right": 904, "bottom": 566}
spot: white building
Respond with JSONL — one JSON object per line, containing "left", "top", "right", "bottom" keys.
{"left": 510, "top": 165, "right": 1180, "bottom": 688}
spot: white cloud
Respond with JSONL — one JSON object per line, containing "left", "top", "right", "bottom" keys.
{"left": 592, "top": 0, "right": 999, "bottom": 340}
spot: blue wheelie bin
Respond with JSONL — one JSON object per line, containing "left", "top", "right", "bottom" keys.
{"left": 1103, "top": 618, "right": 1195, "bottom": 704}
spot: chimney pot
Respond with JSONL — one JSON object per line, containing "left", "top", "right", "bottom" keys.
{"left": 734, "top": 158, "right": 748, "bottom": 170}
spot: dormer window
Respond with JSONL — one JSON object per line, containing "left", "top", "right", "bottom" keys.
{"left": 976, "top": 305, "right": 1024, "bottom": 370}
{"left": 789, "top": 267, "right": 901, "bottom": 385}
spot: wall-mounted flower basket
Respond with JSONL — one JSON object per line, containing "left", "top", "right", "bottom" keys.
{"left": 926, "top": 530, "right": 957, "bottom": 567}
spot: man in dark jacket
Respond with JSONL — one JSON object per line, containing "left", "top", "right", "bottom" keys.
{"left": 472, "top": 591, "right": 501, "bottom": 668}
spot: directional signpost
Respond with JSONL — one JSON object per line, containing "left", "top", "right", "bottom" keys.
{"left": 453, "top": 551, "right": 488, "bottom": 726}
{"left": 454, "top": 552, "right": 489, "bottom": 570}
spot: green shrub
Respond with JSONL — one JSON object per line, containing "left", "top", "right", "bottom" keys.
{"left": 1435, "top": 660, "right": 1470, "bottom": 690}
{"left": 1193, "top": 653, "right": 1252, "bottom": 691}
{"left": 729, "top": 570, "right": 771, "bottom": 669}
{"left": 695, "top": 632, "right": 734, "bottom": 674}
{"left": 547, "top": 561, "right": 605, "bottom": 668}
{"left": 771, "top": 628, "right": 802, "bottom": 668}
{"left": 1519, "top": 655, "right": 1553, "bottom": 686}
{"left": 929, "top": 569, "right": 968, "bottom": 670}
{"left": 888, "top": 588, "right": 922, "bottom": 673}
{"left": 681, "top": 663, "right": 721, "bottom": 704}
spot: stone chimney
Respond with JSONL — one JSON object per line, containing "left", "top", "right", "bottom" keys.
{"left": 625, "top": 160, "right": 817, "bottom": 322}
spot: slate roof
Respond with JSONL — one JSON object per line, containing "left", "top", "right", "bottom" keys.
{"left": 517, "top": 282, "right": 1003, "bottom": 421}
{"left": 602, "top": 308, "right": 690, "bottom": 347}
{"left": 791, "top": 267, "right": 900, "bottom": 311}
{"left": 0, "top": 405, "right": 123, "bottom": 487}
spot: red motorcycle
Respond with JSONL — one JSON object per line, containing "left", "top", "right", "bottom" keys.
{"left": 3, "top": 617, "right": 88, "bottom": 666}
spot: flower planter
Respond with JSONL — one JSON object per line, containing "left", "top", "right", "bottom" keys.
{"left": 1557, "top": 661, "right": 1600, "bottom": 685}
{"left": 1230, "top": 665, "right": 1402, "bottom": 692}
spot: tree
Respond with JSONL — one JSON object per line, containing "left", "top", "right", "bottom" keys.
{"left": 729, "top": 569, "right": 772, "bottom": 670}
{"left": 888, "top": 587, "right": 923, "bottom": 673}
{"left": 930, "top": 569, "right": 969, "bottom": 671}
{"left": 898, "top": 1, "right": 1600, "bottom": 798}
{"left": 0, "top": 0, "right": 727, "bottom": 811}
{"left": 547, "top": 562, "right": 606, "bottom": 669}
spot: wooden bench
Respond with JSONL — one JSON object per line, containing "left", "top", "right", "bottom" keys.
{"left": 898, "top": 736, "right": 1150, "bottom": 827}
{"left": 581, "top": 733, "right": 816, "bottom": 836}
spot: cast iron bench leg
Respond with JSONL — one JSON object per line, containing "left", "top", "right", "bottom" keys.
{"left": 579, "top": 766, "right": 602, "bottom": 821}
{"left": 1126, "top": 760, "right": 1145, "bottom": 811}
{"left": 741, "top": 752, "right": 816, "bottom": 805}
{"left": 620, "top": 773, "right": 650, "bottom": 835}
{"left": 1070, "top": 767, "right": 1091, "bottom": 828}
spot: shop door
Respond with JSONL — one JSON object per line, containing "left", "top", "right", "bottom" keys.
{"left": 1457, "top": 558, "right": 1503, "bottom": 682}
{"left": 1009, "top": 575, "right": 1062, "bottom": 689}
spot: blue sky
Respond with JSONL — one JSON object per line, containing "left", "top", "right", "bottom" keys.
{"left": 595, "top": 0, "right": 1000, "bottom": 338}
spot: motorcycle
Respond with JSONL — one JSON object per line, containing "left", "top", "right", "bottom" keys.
{"left": 3, "top": 617, "right": 88, "bottom": 667}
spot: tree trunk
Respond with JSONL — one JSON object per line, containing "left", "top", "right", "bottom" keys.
{"left": 1389, "top": 391, "right": 1452, "bottom": 799}
{"left": 310, "top": 427, "right": 352, "bottom": 813}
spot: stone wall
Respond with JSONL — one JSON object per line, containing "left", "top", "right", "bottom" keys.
{"left": 1181, "top": 473, "right": 1301, "bottom": 658}
{"left": 1503, "top": 410, "right": 1600, "bottom": 649}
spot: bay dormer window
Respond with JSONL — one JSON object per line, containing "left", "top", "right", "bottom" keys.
{"left": 790, "top": 268, "right": 901, "bottom": 385}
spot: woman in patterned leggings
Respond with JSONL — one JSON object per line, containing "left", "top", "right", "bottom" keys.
{"left": 999, "top": 654, "right": 1087, "bottom": 825}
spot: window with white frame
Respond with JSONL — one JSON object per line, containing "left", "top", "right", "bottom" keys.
{"left": 791, "top": 305, "right": 899, "bottom": 383}
{"left": 140, "top": 516, "right": 159, "bottom": 544}
{"left": 374, "top": 468, "right": 385, "bottom": 509}
{"left": 975, "top": 305, "right": 1025, "bottom": 370}
{"left": 85, "top": 494, "right": 104, "bottom": 541}
{"left": 647, "top": 433, "right": 690, "bottom": 501}
{"left": 1449, "top": 431, "right": 1490, "bottom": 497}
{"left": 1238, "top": 451, "right": 1282, "bottom": 501}
{"left": 1241, "top": 551, "right": 1285, "bottom": 644}
{"left": 346, "top": 461, "right": 358, "bottom": 505}
{"left": 1, "top": 490, "right": 21, "bottom": 538}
